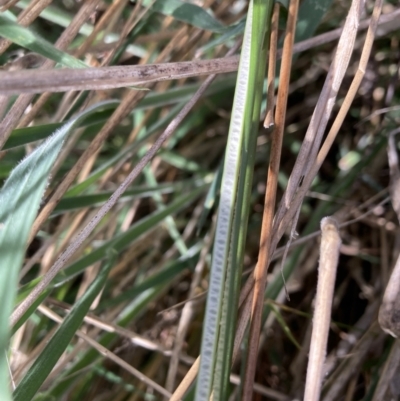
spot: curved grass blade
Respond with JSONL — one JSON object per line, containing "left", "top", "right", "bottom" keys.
{"left": 53, "top": 179, "right": 205, "bottom": 214}
{"left": 4, "top": 101, "right": 120, "bottom": 150}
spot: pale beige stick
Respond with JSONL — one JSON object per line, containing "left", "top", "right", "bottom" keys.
{"left": 386, "top": 129, "right": 400, "bottom": 221}
{"left": 322, "top": 322, "right": 384, "bottom": 401}
{"left": 303, "top": 217, "right": 341, "bottom": 401}
{"left": 37, "top": 305, "right": 172, "bottom": 399}
{"left": 379, "top": 284, "right": 400, "bottom": 336}
{"left": 170, "top": 357, "right": 199, "bottom": 401}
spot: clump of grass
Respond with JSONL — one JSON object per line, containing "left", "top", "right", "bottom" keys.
{"left": 0, "top": 1, "right": 399, "bottom": 400}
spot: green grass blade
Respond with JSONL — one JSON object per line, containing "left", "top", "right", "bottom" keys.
{"left": 53, "top": 179, "right": 205, "bottom": 214}
{"left": 143, "top": 0, "right": 225, "bottom": 32}
{"left": 0, "top": 15, "right": 87, "bottom": 68}
{"left": 212, "top": 1, "right": 273, "bottom": 399}
{"left": 296, "top": 0, "right": 333, "bottom": 43}
{"left": 4, "top": 101, "right": 120, "bottom": 150}
{"left": 194, "top": 1, "right": 262, "bottom": 399}
{"left": 57, "top": 185, "right": 206, "bottom": 284}
{"left": 212, "top": 1, "right": 273, "bottom": 397}
{"left": 13, "top": 252, "right": 116, "bottom": 401}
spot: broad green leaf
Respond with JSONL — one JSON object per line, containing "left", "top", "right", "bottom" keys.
{"left": 0, "top": 15, "right": 87, "bottom": 68}
{"left": 296, "top": 0, "right": 333, "bottom": 43}
{"left": 143, "top": 0, "right": 226, "bottom": 32}
{"left": 0, "top": 122, "right": 76, "bottom": 401}
{"left": 13, "top": 252, "right": 116, "bottom": 401}
{"left": 0, "top": 102, "right": 118, "bottom": 401}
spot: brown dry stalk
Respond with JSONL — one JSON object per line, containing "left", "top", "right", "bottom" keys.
{"left": 303, "top": 217, "right": 341, "bottom": 401}
{"left": 0, "top": 57, "right": 239, "bottom": 95}
{"left": 274, "top": 0, "right": 365, "bottom": 235}
{"left": 0, "top": 0, "right": 19, "bottom": 10}
{"left": 242, "top": 1, "right": 299, "bottom": 400}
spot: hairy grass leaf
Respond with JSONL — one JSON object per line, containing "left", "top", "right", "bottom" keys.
{"left": 0, "top": 103, "right": 120, "bottom": 401}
